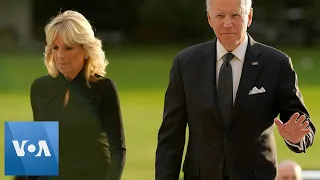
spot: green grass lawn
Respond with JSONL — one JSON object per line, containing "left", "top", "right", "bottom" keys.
{"left": 0, "top": 45, "right": 319, "bottom": 180}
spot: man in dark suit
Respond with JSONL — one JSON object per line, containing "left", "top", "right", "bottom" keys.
{"left": 155, "top": 0, "right": 316, "bottom": 180}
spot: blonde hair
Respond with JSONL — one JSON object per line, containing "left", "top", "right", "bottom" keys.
{"left": 44, "top": 10, "right": 108, "bottom": 87}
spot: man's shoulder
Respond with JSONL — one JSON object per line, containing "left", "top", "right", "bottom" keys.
{"left": 254, "top": 41, "right": 290, "bottom": 60}
{"left": 176, "top": 40, "right": 214, "bottom": 59}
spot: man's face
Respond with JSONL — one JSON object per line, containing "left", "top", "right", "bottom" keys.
{"left": 207, "top": 0, "right": 253, "bottom": 50}
{"left": 277, "top": 166, "right": 301, "bottom": 180}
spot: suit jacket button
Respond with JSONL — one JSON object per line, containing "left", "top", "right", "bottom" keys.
{"left": 218, "top": 165, "right": 223, "bottom": 171}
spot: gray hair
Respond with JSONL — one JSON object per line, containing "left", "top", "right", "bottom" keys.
{"left": 206, "top": 0, "right": 252, "bottom": 15}
{"left": 278, "top": 160, "right": 302, "bottom": 170}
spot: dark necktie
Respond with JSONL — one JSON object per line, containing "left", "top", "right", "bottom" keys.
{"left": 217, "top": 53, "right": 234, "bottom": 127}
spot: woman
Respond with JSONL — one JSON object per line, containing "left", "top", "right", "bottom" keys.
{"left": 27, "top": 10, "right": 126, "bottom": 180}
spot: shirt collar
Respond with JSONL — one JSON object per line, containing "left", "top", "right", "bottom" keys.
{"left": 216, "top": 34, "right": 248, "bottom": 62}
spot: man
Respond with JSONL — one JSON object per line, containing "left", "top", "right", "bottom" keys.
{"left": 155, "top": 0, "right": 316, "bottom": 179}
{"left": 277, "top": 160, "right": 302, "bottom": 180}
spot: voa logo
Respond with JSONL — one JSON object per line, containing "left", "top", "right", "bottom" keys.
{"left": 12, "top": 140, "right": 51, "bottom": 157}
{"left": 5, "top": 121, "right": 59, "bottom": 176}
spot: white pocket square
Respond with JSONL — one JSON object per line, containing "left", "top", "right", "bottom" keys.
{"left": 248, "top": 86, "right": 266, "bottom": 95}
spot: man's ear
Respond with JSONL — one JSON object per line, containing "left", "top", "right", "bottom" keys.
{"left": 207, "top": 12, "right": 214, "bottom": 29}
{"left": 247, "top": 8, "right": 253, "bottom": 27}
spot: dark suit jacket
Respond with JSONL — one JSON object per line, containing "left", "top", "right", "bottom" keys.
{"left": 155, "top": 35, "right": 316, "bottom": 180}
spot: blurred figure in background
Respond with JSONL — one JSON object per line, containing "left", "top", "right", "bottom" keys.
{"left": 22, "top": 10, "right": 126, "bottom": 180}
{"left": 277, "top": 160, "right": 302, "bottom": 180}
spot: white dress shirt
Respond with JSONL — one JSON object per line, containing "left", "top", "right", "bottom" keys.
{"left": 216, "top": 34, "right": 248, "bottom": 104}
{"left": 215, "top": 35, "right": 305, "bottom": 151}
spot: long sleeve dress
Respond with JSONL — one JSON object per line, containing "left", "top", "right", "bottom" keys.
{"left": 27, "top": 71, "right": 126, "bottom": 180}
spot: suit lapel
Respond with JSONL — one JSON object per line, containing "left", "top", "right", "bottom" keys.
{"left": 200, "top": 36, "right": 263, "bottom": 128}
{"left": 232, "top": 35, "right": 263, "bottom": 120}
{"left": 201, "top": 38, "right": 223, "bottom": 127}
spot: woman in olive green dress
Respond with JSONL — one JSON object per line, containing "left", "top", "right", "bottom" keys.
{"left": 26, "top": 10, "right": 126, "bottom": 180}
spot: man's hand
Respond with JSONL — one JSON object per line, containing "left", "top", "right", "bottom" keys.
{"left": 274, "top": 112, "right": 311, "bottom": 144}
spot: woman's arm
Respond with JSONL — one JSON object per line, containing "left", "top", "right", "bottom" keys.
{"left": 100, "top": 78, "right": 126, "bottom": 180}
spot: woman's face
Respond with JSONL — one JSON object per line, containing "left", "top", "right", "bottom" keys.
{"left": 51, "top": 35, "right": 86, "bottom": 78}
